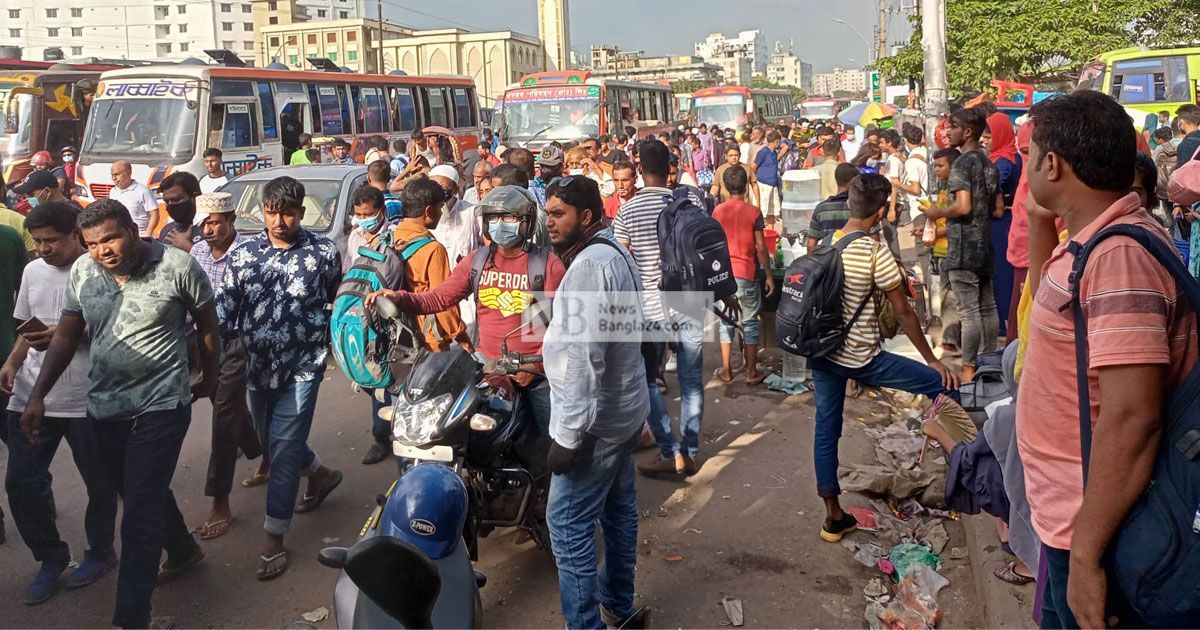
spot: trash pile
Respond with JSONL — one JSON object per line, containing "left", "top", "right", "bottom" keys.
{"left": 836, "top": 391, "right": 970, "bottom": 629}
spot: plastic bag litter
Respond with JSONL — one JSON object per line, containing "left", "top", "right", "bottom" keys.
{"left": 843, "top": 538, "right": 887, "bottom": 568}
{"left": 839, "top": 463, "right": 938, "bottom": 499}
{"left": 887, "top": 542, "right": 942, "bottom": 579}
{"left": 878, "top": 564, "right": 949, "bottom": 629}
{"left": 919, "top": 522, "right": 949, "bottom": 555}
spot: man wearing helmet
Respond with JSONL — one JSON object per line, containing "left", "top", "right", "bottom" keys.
{"left": 366, "top": 185, "right": 566, "bottom": 436}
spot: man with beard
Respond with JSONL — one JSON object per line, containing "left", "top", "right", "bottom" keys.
{"left": 542, "top": 175, "right": 650, "bottom": 629}
{"left": 157, "top": 171, "right": 204, "bottom": 252}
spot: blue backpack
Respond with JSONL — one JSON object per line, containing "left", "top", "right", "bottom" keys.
{"left": 1068, "top": 223, "right": 1200, "bottom": 626}
{"left": 656, "top": 187, "right": 737, "bottom": 315}
{"left": 330, "top": 234, "right": 434, "bottom": 393}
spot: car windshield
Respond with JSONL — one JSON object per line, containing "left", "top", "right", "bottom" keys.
{"left": 225, "top": 177, "right": 342, "bottom": 233}
{"left": 0, "top": 91, "right": 33, "bottom": 159}
{"left": 503, "top": 96, "right": 601, "bottom": 143}
{"left": 82, "top": 97, "right": 197, "bottom": 158}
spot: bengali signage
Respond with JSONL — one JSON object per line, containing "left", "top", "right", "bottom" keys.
{"left": 505, "top": 85, "right": 599, "bottom": 103}
{"left": 694, "top": 94, "right": 743, "bottom": 106}
{"left": 96, "top": 79, "right": 198, "bottom": 100}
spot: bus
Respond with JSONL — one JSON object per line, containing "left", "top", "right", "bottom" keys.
{"left": 76, "top": 64, "right": 483, "bottom": 205}
{"left": 800, "top": 97, "right": 850, "bottom": 121}
{"left": 675, "top": 92, "right": 693, "bottom": 122}
{"left": 499, "top": 70, "right": 675, "bottom": 149}
{"left": 2, "top": 69, "right": 106, "bottom": 187}
{"left": 690, "top": 86, "right": 792, "bottom": 129}
{"left": 1078, "top": 46, "right": 1200, "bottom": 117}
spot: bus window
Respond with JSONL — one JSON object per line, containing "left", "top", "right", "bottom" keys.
{"left": 210, "top": 102, "right": 259, "bottom": 149}
{"left": 257, "top": 82, "right": 278, "bottom": 140}
{"left": 452, "top": 87, "right": 473, "bottom": 128}
{"left": 351, "top": 85, "right": 387, "bottom": 133}
{"left": 45, "top": 119, "right": 81, "bottom": 157}
{"left": 1111, "top": 56, "right": 1190, "bottom": 104}
{"left": 311, "top": 84, "right": 348, "bottom": 135}
{"left": 338, "top": 86, "right": 352, "bottom": 135}
{"left": 213, "top": 80, "right": 254, "bottom": 98}
{"left": 389, "top": 86, "right": 417, "bottom": 131}
{"left": 424, "top": 87, "right": 449, "bottom": 127}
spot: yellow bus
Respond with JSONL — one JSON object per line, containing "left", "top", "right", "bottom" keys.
{"left": 1078, "top": 46, "right": 1200, "bottom": 117}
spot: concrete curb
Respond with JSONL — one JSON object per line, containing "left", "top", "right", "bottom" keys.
{"left": 961, "top": 512, "right": 1037, "bottom": 628}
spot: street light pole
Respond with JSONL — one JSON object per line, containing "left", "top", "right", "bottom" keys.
{"left": 831, "top": 19, "right": 872, "bottom": 66}
{"left": 921, "top": 0, "right": 948, "bottom": 153}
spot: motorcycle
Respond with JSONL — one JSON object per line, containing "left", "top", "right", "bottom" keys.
{"left": 319, "top": 299, "right": 554, "bottom": 629}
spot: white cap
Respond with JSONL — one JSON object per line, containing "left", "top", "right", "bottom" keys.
{"left": 194, "top": 192, "right": 234, "bottom": 225}
{"left": 429, "top": 164, "right": 459, "bottom": 185}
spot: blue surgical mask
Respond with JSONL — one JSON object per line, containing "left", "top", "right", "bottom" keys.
{"left": 487, "top": 220, "right": 522, "bottom": 248}
{"left": 353, "top": 215, "right": 381, "bottom": 233}
{"left": 27, "top": 196, "right": 40, "bottom": 208}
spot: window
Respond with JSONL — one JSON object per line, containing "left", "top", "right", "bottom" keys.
{"left": 242, "top": 4, "right": 252, "bottom": 12}
{"left": 327, "top": 33, "right": 337, "bottom": 43}
{"left": 154, "top": 5, "right": 169, "bottom": 19}
{"left": 288, "top": 54, "right": 298, "bottom": 65}
{"left": 423, "top": 87, "right": 449, "bottom": 127}
{"left": 70, "top": 8, "right": 82, "bottom": 17}
{"left": 157, "top": 43, "right": 172, "bottom": 55}
{"left": 309, "top": 84, "right": 351, "bottom": 135}
{"left": 70, "top": 46, "right": 83, "bottom": 55}
{"left": 244, "top": 23, "right": 253, "bottom": 31}
{"left": 257, "top": 82, "right": 278, "bottom": 140}
{"left": 390, "top": 87, "right": 417, "bottom": 131}
{"left": 351, "top": 85, "right": 386, "bottom": 133}
{"left": 244, "top": 41, "right": 254, "bottom": 51}
{"left": 179, "top": 24, "right": 187, "bottom": 34}
{"left": 46, "top": 8, "right": 57, "bottom": 18}
{"left": 269, "top": 36, "right": 279, "bottom": 47}
{"left": 269, "top": 16, "right": 277, "bottom": 24}
{"left": 346, "top": 31, "right": 356, "bottom": 42}
{"left": 9, "top": 29, "right": 20, "bottom": 38}
{"left": 7, "top": 9, "right": 18, "bottom": 18}
{"left": 156, "top": 25, "right": 170, "bottom": 37}
{"left": 452, "top": 88, "right": 473, "bottom": 128}
{"left": 223, "top": 40, "right": 234, "bottom": 49}
{"left": 317, "top": 9, "right": 327, "bottom": 17}
{"left": 209, "top": 102, "right": 260, "bottom": 149}
{"left": 268, "top": 0, "right": 277, "bottom": 9}
{"left": 1110, "top": 56, "right": 1191, "bottom": 104}
{"left": 339, "top": 10, "right": 348, "bottom": 18}
{"left": 328, "top": 51, "right": 338, "bottom": 62}
{"left": 46, "top": 121, "right": 81, "bottom": 162}
{"left": 348, "top": 50, "right": 357, "bottom": 61}
{"left": 177, "top": 4, "right": 186, "bottom": 14}
{"left": 223, "top": 22, "right": 233, "bottom": 31}
{"left": 180, "top": 43, "right": 189, "bottom": 52}
{"left": 307, "top": 34, "right": 317, "bottom": 44}
{"left": 47, "top": 27, "right": 59, "bottom": 37}
{"left": 221, "top": 3, "right": 232, "bottom": 12}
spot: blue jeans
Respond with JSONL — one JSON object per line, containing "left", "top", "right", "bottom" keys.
{"left": 720, "top": 278, "right": 762, "bottom": 345}
{"left": 811, "top": 352, "right": 953, "bottom": 498}
{"left": 249, "top": 380, "right": 323, "bottom": 535}
{"left": 1040, "top": 546, "right": 1143, "bottom": 629}
{"left": 370, "top": 390, "right": 392, "bottom": 445}
{"left": 518, "top": 376, "right": 552, "bottom": 437}
{"left": 647, "top": 313, "right": 705, "bottom": 459}
{"left": 548, "top": 434, "right": 639, "bottom": 629}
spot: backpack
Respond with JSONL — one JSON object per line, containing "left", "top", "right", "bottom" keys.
{"left": 776, "top": 231, "right": 871, "bottom": 358}
{"left": 656, "top": 187, "right": 737, "bottom": 311}
{"left": 1068, "top": 223, "right": 1200, "bottom": 626}
{"left": 330, "top": 235, "right": 435, "bottom": 393}
{"left": 1155, "top": 144, "right": 1178, "bottom": 201}
{"left": 467, "top": 244, "right": 549, "bottom": 301}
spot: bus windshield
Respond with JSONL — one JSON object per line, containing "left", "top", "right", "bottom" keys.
{"left": 0, "top": 91, "right": 33, "bottom": 159}
{"left": 1077, "top": 61, "right": 1106, "bottom": 92}
{"left": 83, "top": 98, "right": 197, "bottom": 158}
{"left": 502, "top": 85, "right": 601, "bottom": 143}
{"left": 692, "top": 95, "right": 745, "bottom": 126}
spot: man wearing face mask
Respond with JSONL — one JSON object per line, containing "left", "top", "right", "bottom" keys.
{"left": 9, "top": 171, "right": 66, "bottom": 255}
{"left": 156, "top": 172, "right": 203, "bottom": 253}
{"left": 53, "top": 146, "right": 78, "bottom": 197}
{"left": 367, "top": 185, "right": 565, "bottom": 437}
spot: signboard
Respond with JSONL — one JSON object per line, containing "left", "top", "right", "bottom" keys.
{"left": 870, "top": 71, "right": 882, "bottom": 103}
{"left": 694, "top": 94, "right": 744, "bottom": 106}
{"left": 505, "top": 85, "right": 599, "bottom": 103}
{"left": 96, "top": 79, "right": 198, "bottom": 100}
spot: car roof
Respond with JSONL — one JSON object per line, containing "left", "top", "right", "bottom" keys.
{"left": 229, "top": 164, "right": 367, "bottom": 181}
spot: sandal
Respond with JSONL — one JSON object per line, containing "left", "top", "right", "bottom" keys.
{"left": 295, "top": 470, "right": 344, "bottom": 514}
{"left": 993, "top": 562, "right": 1035, "bottom": 586}
{"left": 241, "top": 470, "right": 269, "bottom": 488}
{"left": 196, "top": 518, "right": 233, "bottom": 541}
{"left": 158, "top": 546, "right": 205, "bottom": 583}
{"left": 256, "top": 549, "right": 289, "bottom": 581}
{"left": 745, "top": 371, "right": 769, "bottom": 386}
{"left": 712, "top": 367, "right": 733, "bottom": 384}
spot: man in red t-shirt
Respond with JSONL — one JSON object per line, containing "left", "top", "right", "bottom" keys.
{"left": 711, "top": 164, "right": 775, "bottom": 384}
{"left": 603, "top": 162, "right": 638, "bottom": 219}
{"left": 367, "top": 185, "right": 565, "bottom": 436}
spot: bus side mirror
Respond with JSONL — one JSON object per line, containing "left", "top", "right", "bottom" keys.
{"left": 3, "top": 87, "right": 38, "bottom": 135}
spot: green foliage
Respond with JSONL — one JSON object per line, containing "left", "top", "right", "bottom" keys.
{"left": 670, "top": 79, "right": 709, "bottom": 94}
{"left": 878, "top": 0, "right": 1163, "bottom": 96}
{"left": 1131, "top": 0, "right": 1200, "bottom": 48}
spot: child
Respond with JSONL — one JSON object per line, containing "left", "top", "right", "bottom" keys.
{"left": 809, "top": 173, "right": 960, "bottom": 543}
{"left": 926, "top": 148, "right": 960, "bottom": 352}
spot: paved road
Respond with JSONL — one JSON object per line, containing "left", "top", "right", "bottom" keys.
{"left": 0, "top": 346, "right": 988, "bottom": 628}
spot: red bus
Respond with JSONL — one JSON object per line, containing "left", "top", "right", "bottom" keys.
{"left": 691, "top": 86, "right": 793, "bottom": 129}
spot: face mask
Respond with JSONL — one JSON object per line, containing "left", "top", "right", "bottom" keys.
{"left": 353, "top": 215, "right": 381, "bottom": 233}
{"left": 568, "top": 168, "right": 584, "bottom": 176}
{"left": 64, "top": 156, "right": 75, "bottom": 163}
{"left": 27, "top": 196, "right": 40, "bottom": 208}
{"left": 167, "top": 199, "right": 196, "bottom": 225}
{"left": 487, "top": 220, "right": 522, "bottom": 248}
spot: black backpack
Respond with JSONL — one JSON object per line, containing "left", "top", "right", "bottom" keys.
{"left": 1068, "top": 223, "right": 1200, "bottom": 626}
{"left": 656, "top": 187, "right": 737, "bottom": 312}
{"left": 776, "top": 231, "right": 870, "bottom": 358}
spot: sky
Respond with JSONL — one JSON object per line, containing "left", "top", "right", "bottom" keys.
{"left": 380, "top": 0, "right": 913, "bottom": 74}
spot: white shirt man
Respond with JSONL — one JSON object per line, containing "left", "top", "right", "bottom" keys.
{"left": 902, "top": 143, "right": 929, "bottom": 220}
{"left": 110, "top": 180, "right": 159, "bottom": 236}
{"left": 429, "top": 164, "right": 483, "bottom": 332}
{"left": 199, "top": 174, "right": 229, "bottom": 194}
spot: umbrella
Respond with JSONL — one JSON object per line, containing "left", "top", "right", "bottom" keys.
{"left": 839, "top": 101, "right": 895, "bottom": 127}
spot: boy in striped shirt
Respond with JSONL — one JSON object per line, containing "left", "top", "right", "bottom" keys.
{"left": 809, "top": 173, "right": 960, "bottom": 543}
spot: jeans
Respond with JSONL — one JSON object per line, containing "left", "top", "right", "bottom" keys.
{"left": 548, "top": 434, "right": 639, "bottom": 629}
{"left": 370, "top": 391, "right": 392, "bottom": 446}
{"left": 93, "top": 405, "right": 199, "bottom": 629}
{"left": 205, "top": 339, "right": 262, "bottom": 497}
{"left": 810, "top": 352, "right": 954, "bottom": 497}
{"left": 947, "top": 269, "right": 999, "bottom": 367}
{"left": 1040, "top": 546, "right": 1143, "bottom": 629}
{"left": 5, "top": 412, "right": 117, "bottom": 562}
{"left": 646, "top": 313, "right": 704, "bottom": 459}
{"left": 249, "top": 380, "right": 323, "bottom": 536}
{"left": 518, "top": 375, "right": 552, "bottom": 437}
{"left": 720, "top": 278, "right": 761, "bottom": 345}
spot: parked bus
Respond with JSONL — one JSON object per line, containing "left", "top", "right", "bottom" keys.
{"left": 800, "top": 97, "right": 850, "bottom": 121}
{"left": 675, "top": 92, "right": 694, "bottom": 122}
{"left": 691, "top": 86, "right": 792, "bottom": 129}
{"left": 1078, "top": 46, "right": 1200, "bottom": 117}
{"left": 2, "top": 69, "right": 106, "bottom": 187}
{"left": 76, "top": 64, "right": 483, "bottom": 206}
{"left": 499, "top": 70, "right": 674, "bottom": 149}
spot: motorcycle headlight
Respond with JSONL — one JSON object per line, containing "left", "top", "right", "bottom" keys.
{"left": 391, "top": 393, "right": 454, "bottom": 446}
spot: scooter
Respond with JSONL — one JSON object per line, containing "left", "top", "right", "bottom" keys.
{"left": 319, "top": 300, "right": 552, "bottom": 629}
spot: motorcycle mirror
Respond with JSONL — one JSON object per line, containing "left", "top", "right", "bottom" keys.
{"left": 317, "top": 546, "right": 348, "bottom": 569}
{"left": 373, "top": 295, "right": 401, "bottom": 320}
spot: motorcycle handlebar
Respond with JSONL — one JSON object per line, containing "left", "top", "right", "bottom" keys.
{"left": 518, "top": 354, "right": 543, "bottom": 364}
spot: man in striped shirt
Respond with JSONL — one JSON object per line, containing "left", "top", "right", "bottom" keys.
{"left": 809, "top": 173, "right": 959, "bottom": 543}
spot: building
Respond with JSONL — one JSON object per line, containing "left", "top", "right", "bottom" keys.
{"left": 589, "top": 44, "right": 720, "bottom": 84}
{"left": 713, "top": 55, "right": 752, "bottom": 86}
{"left": 590, "top": 44, "right": 642, "bottom": 71}
{"left": 259, "top": 18, "right": 410, "bottom": 74}
{"left": 767, "top": 51, "right": 812, "bottom": 93}
{"left": 537, "top": 0, "right": 570, "bottom": 71}
{"left": 0, "top": 0, "right": 258, "bottom": 63}
{"left": 812, "top": 67, "right": 868, "bottom": 97}
{"left": 694, "top": 30, "right": 767, "bottom": 75}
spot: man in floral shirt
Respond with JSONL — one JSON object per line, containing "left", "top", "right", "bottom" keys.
{"left": 217, "top": 176, "right": 344, "bottom": 581}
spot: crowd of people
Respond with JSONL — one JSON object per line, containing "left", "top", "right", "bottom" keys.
{"left": 0, "top": 83, "right": 1194, "bottom": 630}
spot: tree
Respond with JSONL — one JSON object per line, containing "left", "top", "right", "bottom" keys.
{"left": 877, "top": 0, "right": 1161, "bottom": 96}
{"left": 1131, "top": 0, "right": 1200, "bottom": 48}
{"left": 749, "top": 76, "right": 807, "bottom": 106}
{"left": 670, "top": 79, "right": 709, "bottom": 94}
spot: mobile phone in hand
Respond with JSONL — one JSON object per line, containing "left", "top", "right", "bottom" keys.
{"left": 16, "top": 317, "right": 48, "bottom": 336}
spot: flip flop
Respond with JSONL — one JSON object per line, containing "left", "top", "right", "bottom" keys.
{"left": 158, "top": 547, "right": 206, "bottom": 583}
{"left": 241, "top": 470, "right": 269, "bottom": 488}
{"left": 745, "top": 371, "right": 770, "bottom": 386}
{"left": 295, "top": 470, "right": 344, "bottom": 514}
{"left": 256, "top": 549, "right": 289, "bottom": 581}
{"left": 712, "top": 367, "right": 733, "bottom": 384}
{"left": 196, "top": 518, "right": 233, "bottom": 541}
{"left": 993, "top": 562, "right": 1035, "bottom": 585}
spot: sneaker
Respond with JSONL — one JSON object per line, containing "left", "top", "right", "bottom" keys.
{"left": 361, "top": 442, "right": 389, "bottom": 465}
{"left": 601, "top": 604, "right": 652, "bottom": 629}
{"left": 664, "top": 355, "right": 677, "bottom": 373}
{"left": 636, "top": 453, "right": 684, "bottom": 479}
{"left": 24, "top": 556, "right": 69, "bottom": 605}
{"left": 67, "top": 550, "right": 117, "bottom": 589}
{"left": 819, "top": 513, "right": 858, "bottom": 543}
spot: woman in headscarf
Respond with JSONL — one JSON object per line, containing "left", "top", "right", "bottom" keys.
{"left": 984, "top": 112, "right": 1018, "bottom": 340}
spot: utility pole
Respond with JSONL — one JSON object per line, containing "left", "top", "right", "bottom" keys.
{"left": 874, "top": 0, "right": 888, "bottom": 65}
{"left": 376, "top": 0, "right": 385, "bottom": 74}
{"left": 921, "top": 0, "right": 948, "bottom": 155}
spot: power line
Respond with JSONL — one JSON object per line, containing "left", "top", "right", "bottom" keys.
{"left": 378, "top": 0, "right": 484, "bottom": 32}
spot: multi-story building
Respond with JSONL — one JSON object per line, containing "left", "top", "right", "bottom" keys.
{"left": 590, "top": 45, "right": 719, "bottom": 84}
{"left": 812, "top": 67, "right": 868, "bottom": 97}
{"left": 713, "top": 55, "right": 752, "bottom": 86}
{"left": 0, "top": 0, "right": 258, "bottom": 63}
{"left": 694, "top": 30, "right": 767, "bottom": 74}
{"left": 259, "top": 18, "right": 409, "bottom": 74}
{"left": 767, "top": 51, "right": 813, "bottom": 93}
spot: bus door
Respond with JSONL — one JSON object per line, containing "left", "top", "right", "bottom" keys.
{"left": 274, "top": 81, "right": 308, "bottom": 163}
{"left": 40, "top": 80, "right": 83, "bottom": 159}
{"left": 209, "top": 80, "right": 268, "bottom": 175}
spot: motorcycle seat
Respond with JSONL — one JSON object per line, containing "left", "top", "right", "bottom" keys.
{"left": 345, "top": 536, "right": 440, "bottom": 629}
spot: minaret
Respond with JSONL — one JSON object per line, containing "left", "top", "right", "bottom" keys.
{"left": 537, "top": 0, "right": 570, "bottom": 71}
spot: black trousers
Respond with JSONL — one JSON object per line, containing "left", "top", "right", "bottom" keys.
{"left": 205, "top": 339, "right": 262, "bottom": 497}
